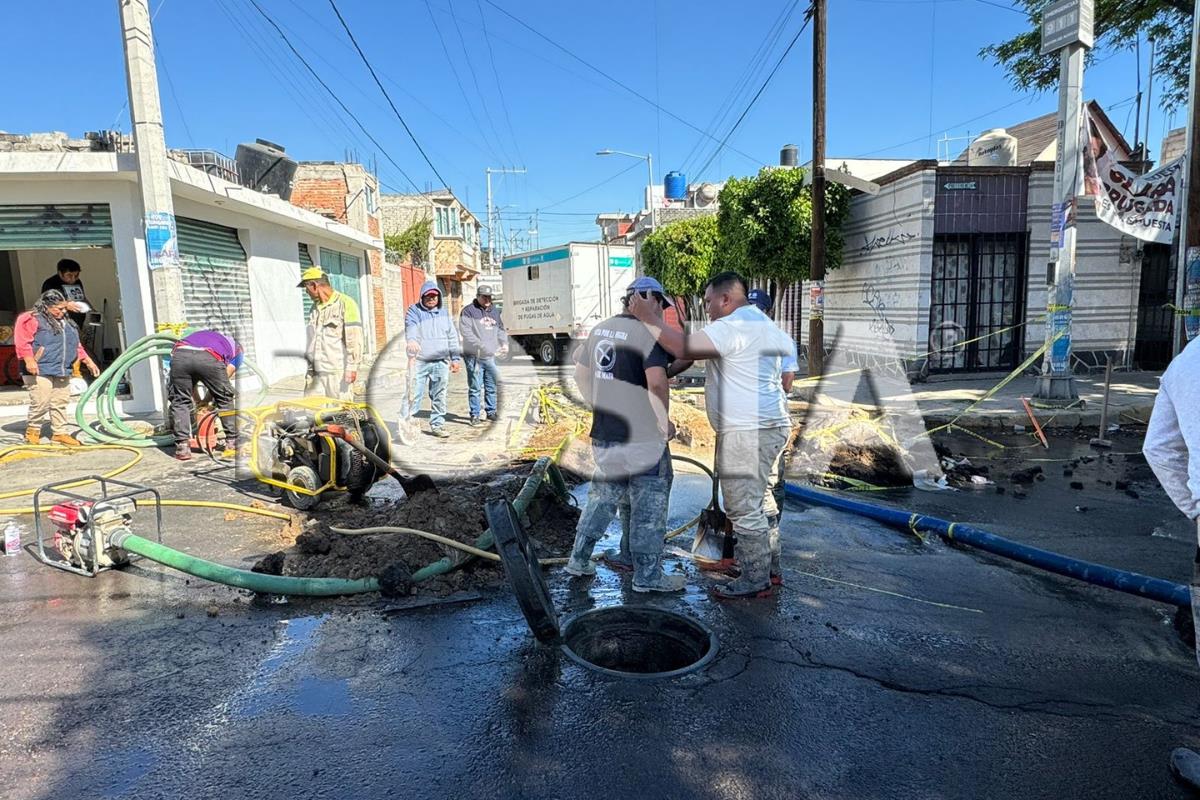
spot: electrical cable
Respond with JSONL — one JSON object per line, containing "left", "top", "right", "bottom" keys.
{"left": 474, "top": 0, "right": 525, "bottom": 166}
{"left": 326, "top": 0, "right": 453, "bottom": 190}
{"left": 853, "top": 96, "right": 1034, "bottom": 158}
{"left": 693, "top": 11, "right": 812, "bottom": 179}
{"left": 445, "top": 0, "right": 515, "bottom": 167}
{"left": 538, "top": 161, "right": 643, "bottom": 212}
{"left": 244, "top": 0, "right": 433, "bottom": 198}
{"left": 483, "top": 0, "right": 764, "bottom": 167}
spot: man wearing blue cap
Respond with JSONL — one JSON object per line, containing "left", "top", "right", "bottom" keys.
{"left": 564, "top": 276, "right": 684, "bottom": 593}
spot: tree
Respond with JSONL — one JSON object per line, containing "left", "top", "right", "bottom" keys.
{"left": 981, "top": 0, "right": 1193, "bottom": 113}
{"left": 715, "top": 166, "right": 852, "bottom": 285}
{"left": 642, "top": 215, "right": 719, "bottom": 318}
{"left": 384, "top": 219, "right": 432, "bottom": 266}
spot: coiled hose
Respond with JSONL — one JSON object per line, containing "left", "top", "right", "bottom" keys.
{"left": 108, "top": 457, "right": 566, "bottom": 596}
{"left": 76, "top": 332, "right": 269, "bottom": 447}
{"left": 784, "top": 482, "right": 1191, "bottom": 608}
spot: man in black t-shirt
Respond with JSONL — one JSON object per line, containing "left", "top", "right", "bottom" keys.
{"left": 41, "top": 258, "right": 90, "bottom": 331}
{"left": 564, "top": 277, "right": 684, "bottom": 593}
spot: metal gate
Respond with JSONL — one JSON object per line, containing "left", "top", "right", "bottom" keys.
{"left": 928, "top": 233, "right": 1026, "bottom": 372}
{"left": 319, "top": 247, "right": 364, "bottom": 311}
{"left": 177, "top": 217, "right": 255, "bottom": 361}
{"left": 0, "top": 204, "right": 113, "bottom": 249}
{"left": 1134, "top": 243, "right": 1175, "bottom": 370}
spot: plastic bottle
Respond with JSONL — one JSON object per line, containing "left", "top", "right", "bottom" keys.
{"left": 3, "top": 521, "right": 19, "bottom": 556}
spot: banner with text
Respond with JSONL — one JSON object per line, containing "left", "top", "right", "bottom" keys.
{"left": 1082, "top": 106, "right": 1183, "bottom": 244}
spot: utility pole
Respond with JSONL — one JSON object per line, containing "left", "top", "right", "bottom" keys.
{"left": 118, "top": 0, "right": 186, "bottom": 326}
{"left": 485, "top": 166, "right": 525, "bottom": 262}
{"left": 807, "top": 0, "right": 826, "bottom": 378}
{"left": 1174, "top": 8, "right": 1200, "bottom": 351}
{"left": 1034, "top": 0, "right": 1093, "bottom": 404}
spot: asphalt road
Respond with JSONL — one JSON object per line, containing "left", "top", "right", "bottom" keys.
{"left": 0, "top": 415, "right": 1197, "bottom": 798}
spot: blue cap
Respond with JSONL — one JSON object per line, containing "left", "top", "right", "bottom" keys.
{"left": 626, "top": 276, "right": 671, "bottom": 308}
{"left": 748, "top": 288, "right": 773, "bottom": 313}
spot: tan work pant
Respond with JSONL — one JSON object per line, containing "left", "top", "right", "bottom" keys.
{"left": 24, "top": 375, "right": 71, "bottom": 435}
{"left": 715, "top": 426, "right": 791, "bottom": 581}
{"left": 306, "top": 371, "right": 351, "bottom": 402}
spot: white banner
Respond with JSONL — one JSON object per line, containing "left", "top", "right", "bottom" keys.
{"left": 1082, "top": 107, "right": 1184, "bottom": 244}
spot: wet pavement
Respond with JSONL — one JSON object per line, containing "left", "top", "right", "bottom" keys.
{"left": 1, "top": 430, "right": 1199, "bottom": 799}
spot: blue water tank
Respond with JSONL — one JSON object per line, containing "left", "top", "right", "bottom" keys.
{"left": 664, "top": 171, "right": 687, "bottom": 201}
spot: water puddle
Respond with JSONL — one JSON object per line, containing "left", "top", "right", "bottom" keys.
{"left": 235, "top": 615, "right": 355, "bottom": 718}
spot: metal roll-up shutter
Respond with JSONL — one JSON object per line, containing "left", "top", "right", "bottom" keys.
{"left": 299, "top": 243, "right": 314, "bottom": 319}
{"left": 177, "top": 217, "right": 255, "bottom": 361}
{"left": 0, "top": 204, "right": 113, "bottom": 249}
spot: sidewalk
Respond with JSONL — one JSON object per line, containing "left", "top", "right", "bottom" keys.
{"left": 804, "top": 369, "right": 1160, "bottom": 432}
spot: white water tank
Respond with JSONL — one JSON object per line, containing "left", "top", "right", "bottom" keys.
{"left": 967, "top": 128, "right": 1018, "bottom": 167}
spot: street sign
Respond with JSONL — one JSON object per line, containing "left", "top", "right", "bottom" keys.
{"left": 802, "top": 169, "right": 881, "bottom": 195}
{"left": 942, "top": 181, "right": 978, "bottom": 191}
{"left": 1040, "top": 0, "right": 1094, "bottom": 55}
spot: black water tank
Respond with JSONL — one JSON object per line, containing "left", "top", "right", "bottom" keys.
{"left": 235, "top": 138, "right": 297, "bottom": 200}
{"left": 779, "top": 144, "right": 799, "bottom": 167}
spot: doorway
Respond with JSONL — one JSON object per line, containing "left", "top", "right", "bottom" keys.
{"left": 1134, "top": 243, "right": 1174, "bottom": 370}
{"left": 929, "top": 233, "right": 1027, "bottom": 372}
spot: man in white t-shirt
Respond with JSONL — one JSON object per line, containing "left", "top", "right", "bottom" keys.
{"left": 629, "top": 271, "right": 794, "bottom": 598}
{"left": 1143, "top": 336, "right": 1200, "bottom": 790}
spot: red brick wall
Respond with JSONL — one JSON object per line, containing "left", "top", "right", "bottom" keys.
{"left": 290, "top": 177, "right": 348, "bottom": 223}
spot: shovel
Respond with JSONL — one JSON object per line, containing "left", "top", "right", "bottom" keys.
{"left": 691, "top": 469, "right": 737, "bottom": 572}
{"left": 394, "top": 355, "right": 420, "bottom": 446}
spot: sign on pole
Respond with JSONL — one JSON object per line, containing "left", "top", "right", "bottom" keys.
{"left": 1040, "top": 0, "right": 1094, "bottom": 55}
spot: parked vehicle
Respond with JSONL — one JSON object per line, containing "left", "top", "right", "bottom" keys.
{"left": 500, "top": 242, "right": 636, "bottom": 365}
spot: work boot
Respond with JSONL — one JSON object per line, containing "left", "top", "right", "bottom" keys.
{"left": 50, "top": 434, "right": 81, "bottom": 447}
{"left": 600, "top": 547, "right": 634, "bottom": 572}
{"left": 632, "top": 554, "right": 685, "bottom": 593}
{"left": 430, "top": 426, "right": 450, "bottom": 439}
{"left": 711, "top": 549, "right": 772, "bottom": 599}
{"left": 174, "top": 443, "right": 193, "bottom": 461}
{"left": 564, "top": 533, "right": 598, "bottom": 577}
{"left": 486, "top": 412, "right": 499, "bottom": 422}
{"left": 1171, "top": 748, "right": 1200, "bottom": 792}
{"left": 24, "top": 427, "right": 41, "bottom": 446}
{"left": 468, "top": 417, "right": 480, "bottom": 428}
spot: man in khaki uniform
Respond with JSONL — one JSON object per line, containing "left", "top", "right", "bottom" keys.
{"left": 298, "top": 267, "right": 362, "bottom": 400}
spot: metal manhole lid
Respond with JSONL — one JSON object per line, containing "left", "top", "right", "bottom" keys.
{"left": 485, "top": 498, "right": 560, "bottom": 643}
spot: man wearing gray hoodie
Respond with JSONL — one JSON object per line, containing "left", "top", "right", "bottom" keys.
{"left": 404, "top": 281, "right": 462, "bottom": 438}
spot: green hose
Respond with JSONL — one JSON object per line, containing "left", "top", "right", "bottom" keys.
{"left": 77, "top": 332, "right": 270, "bottom": 447}
{"left": 112, "top": 532, "right": 381, "bottom": 595}
{"left": 107, "top": 457, "right": 563, "bottom": 596}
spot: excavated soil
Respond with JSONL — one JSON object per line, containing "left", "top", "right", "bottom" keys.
{"left": 252, "top": 463, "right": 581, "bottom": 597}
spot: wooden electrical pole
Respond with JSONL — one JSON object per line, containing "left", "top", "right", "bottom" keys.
{"left": 808, "top": 0, "right": 826, "bottom": 378}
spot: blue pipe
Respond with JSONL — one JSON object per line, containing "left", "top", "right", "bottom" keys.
{"left": 784, "top": 483, "right": 1191, "bottom": 608}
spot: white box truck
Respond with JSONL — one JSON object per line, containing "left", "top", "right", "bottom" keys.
{"left": 500, "top": 242, "right": 636, "bottom": 364}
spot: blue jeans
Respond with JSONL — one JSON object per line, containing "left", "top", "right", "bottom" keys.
{"left": 573, "top": 442, "right": 672, "bottom": 560}
{"left": 412, "top": 359, "right": 449, "bottom": 429}
{"left": 463, "top": 354, "right": 498, "bottom": 418}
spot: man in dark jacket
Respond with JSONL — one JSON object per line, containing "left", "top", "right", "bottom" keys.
{"left": 404, "top": 281, "right": 462, "bottom": 438}
{"left": 458, "top": 285, "right": 507, "bottom": 427}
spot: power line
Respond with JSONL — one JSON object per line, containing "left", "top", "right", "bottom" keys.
{"left": 852, "top": 95, "right": 1034, "bottom": 157}
{"left": 244, "top": 0, "right": 432, "bottom": 199}
{"left": 445, "top": 0, "right": 514, "bottom": 166}
{"left": 474, "top": 0, "right": 524, "bottom": 166}
{"left": 539, "top": 160, "right": 644, "bottom": 211}
{"left": 424, "top": 0, "right": 505, "bottom": 165}
{"left": 693, "top": 11, "right": 812, "bottom": 179}
{"left": 326, "top": 0, "right": 452, "bottom": 190}
{"left": 483, "top": 0, "right": 764, "bottom": 168}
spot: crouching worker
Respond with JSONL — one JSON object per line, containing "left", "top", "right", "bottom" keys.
{"left": 168, "top": 329, "right": 243, "bottom": 462}
{"left": 564, "top": 277, "right": 684, "bottom": 593}
{"left": 15, "top": 289, "right": 100, "bottom": 446}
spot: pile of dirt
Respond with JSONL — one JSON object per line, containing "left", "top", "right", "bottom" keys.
{"left": 252, "top": 464, "right": 580, "bottom": 597}
{"left": 825, "top": 443, "right": 912, "bottom": 486}
{"left": 793, "top": 409, "right": 914, "bottom": 488}
{"left": 670, "top": 399, "right": 715, "bottom": 450}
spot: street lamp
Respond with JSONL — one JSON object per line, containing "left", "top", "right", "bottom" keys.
{"left": 596, "top": 148, "right": 655, "bottom": 225}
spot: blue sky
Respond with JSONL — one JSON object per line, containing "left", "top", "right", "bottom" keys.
{"left": 0, "top": 0, "right": 1180, "bottom": 248}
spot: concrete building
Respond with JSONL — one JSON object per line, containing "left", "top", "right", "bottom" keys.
{"left": 782, "top": 101, "right": 1174, "bottom": 376}
{"left": 0, "top": 133, "right": 382, "bottom": 411}
{"left": 380, "top": 190, "right": 482, "bottom": 316}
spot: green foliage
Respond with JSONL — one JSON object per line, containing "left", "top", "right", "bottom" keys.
{"left": 715, "top": 167, "right": 852, "bottom": 283}
{"left": 642, "top": 214, "right": 719, "bottom": 298}
{"left": 981, "top": 0, "right": 1193, "bottom": 112}
{"left": 384, "top": 218, "right": 432, "bottom": 266}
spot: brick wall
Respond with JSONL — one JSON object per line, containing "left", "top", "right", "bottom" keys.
{"left": 290, "top": 174, "right": 349, "bottom": 223}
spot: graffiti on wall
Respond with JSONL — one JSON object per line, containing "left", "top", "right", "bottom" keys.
{"left": 862, "top": 283, "right": 896, "bottom": 337}
{"left": 859, "top": 230, "right": 918, "bottom": 254}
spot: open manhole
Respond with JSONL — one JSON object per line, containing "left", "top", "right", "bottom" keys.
{"left": 487, "top": 499, "right": 718, "bottom": 679}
